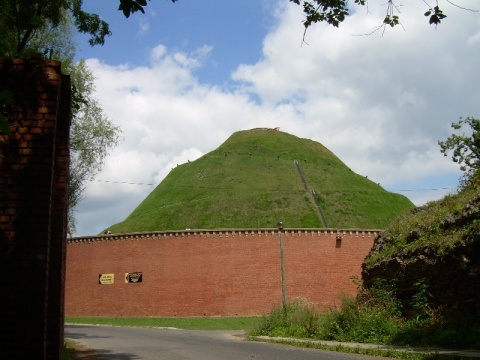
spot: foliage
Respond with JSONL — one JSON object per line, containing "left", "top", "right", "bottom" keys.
{"left": 250, "top": 298, "right": 321, "bottom": 338}
{"left": 66, "top": 60, "right": 122, "bottom": 234}
{"left": 107, "top": 129, "right": 413, "bottom": 233}
{"left": 118, "top": 0, "right": 177, "bottom": 17}
{"left": 251, "top": 283, "right": 480, "bottom": 349}
{"left": 410, "top": 279, "right": 431, "bottom": 319}
{"left": 363, "top": 180, "right": 479, "bottom": 268}
{"left": 357, "top": 278, "right": 403, "bottom": 317}
{"left": 0, "top": 4, "right": 74, "bottom": 135}
{"left": 289, "top": 0, "right": 451, "bottom": 33}
{"left": 251, "top": 294, "right": 401, "bottom": 344}
{"left": 116, "top": 1, "right": 464, "bottom": 33}
{"left": 439, "top": 117, "right": 480, "bottom": 184}
{"left": 319, "top": 280, "right": 403, "bottom": 344}
{"left": 319, "top": 297, "right": 399, "bottom": 344}
{"left": 256, "top": 339, "right": 455, "bottom": 360}
{"left": 69, "top": 0, "right": 111, "bottom": 47}
{"left": 0, "top": 0, "right": 110, "bottom": 56}
{"left": 65, "top": 314, "right": 472, "bottom": 359}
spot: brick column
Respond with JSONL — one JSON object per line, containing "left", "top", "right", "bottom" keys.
{"left": 0, "top": 55, "right": 71, "bottom": 360}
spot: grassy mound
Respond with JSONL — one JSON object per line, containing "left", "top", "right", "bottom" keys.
{"left": 363, "top": 182, "right": 480, "bottom": 268}
{"left": 107, "top": 129, "right": 413, "bottom": 233}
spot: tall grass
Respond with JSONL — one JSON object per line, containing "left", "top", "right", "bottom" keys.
{"left": 364, "top": 183, "right": 480, "bottom": 269}
{"left": 250, "top": 299, "right": 321, "bottom": 338}
{"left": 250, "top": 287, "right": 480, "bottom": 349}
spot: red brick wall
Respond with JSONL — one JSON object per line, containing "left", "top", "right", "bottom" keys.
{"left": 66, "top": 229, "right": 376, "bottom": 317}
{"left": 0, "top": 55, "right": 71, "bottom": 359}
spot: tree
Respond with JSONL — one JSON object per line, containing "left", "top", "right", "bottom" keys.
{"left": 67, "top": 60, "right": 122, "bottom": 235}
{"left": 288, "top": 0, "right": 450, "bottom": 31}
{"left": 117, "top": 0, "right": 466, "bottom": 30}
{"left": 0, "top": 0, "right": 112, "bottom": 134}
{"left": 439, "top": 117, "right": 480, "bottom": 185}
{"left": 0, "top": 0, "right": 111, "bottom": 56}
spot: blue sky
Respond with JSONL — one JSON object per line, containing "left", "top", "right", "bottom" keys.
{"left": 76, "top": 1, "right": 270, "bottom": 85}
{"left": 73, "top": 0, "right": 479, "bottom": 236}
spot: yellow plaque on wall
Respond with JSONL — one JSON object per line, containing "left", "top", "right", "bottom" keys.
{"left": 98, "top": 273, "right": 114, "bottom": 284}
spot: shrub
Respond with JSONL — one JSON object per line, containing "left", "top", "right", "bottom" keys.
{"left": 319, "top": 296, "right": 400, "bottom": 344}
{"left": 251, "top": 298, "right": 321, "bottom": 338}
{"left": 251, "top": 279, "right": 480, "bottom": 349}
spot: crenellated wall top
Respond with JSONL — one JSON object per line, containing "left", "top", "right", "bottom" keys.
{"left": 68, "top": 228, "right": 382, "bottom": 244}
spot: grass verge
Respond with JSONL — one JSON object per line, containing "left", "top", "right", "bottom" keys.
{"left": 250, "top": 298, "right": 480, "bottom": 352}
{"left": 65, "top": 314, "right": 471, "bottom": 360}
{"left": 251, "top": 338, "right": 465, "bottom": 360}
{"left": 65, "top": 316, "right": 262, "bottom": 331}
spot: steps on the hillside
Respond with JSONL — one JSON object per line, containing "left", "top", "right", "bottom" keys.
{"left": 294, "top": 160, "right": 329, "bottom": 228}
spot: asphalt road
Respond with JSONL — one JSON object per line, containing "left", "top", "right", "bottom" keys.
{"left": 65, "top": 324, "right": 382, "bottom": 360}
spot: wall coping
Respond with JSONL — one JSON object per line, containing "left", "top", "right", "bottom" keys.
{"left": 68, "top": 228, "right": 382, "bottom": 244}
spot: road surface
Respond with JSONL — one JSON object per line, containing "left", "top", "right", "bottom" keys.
{"left": 65, "top": 324, "right": 382, "bottom": 360}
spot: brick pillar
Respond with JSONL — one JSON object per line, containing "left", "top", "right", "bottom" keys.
{"left": 0, "top": 55, "right": 71, "bottom": 359}
{"left": 46, "top": 73, "right": 71, "bottom": 359}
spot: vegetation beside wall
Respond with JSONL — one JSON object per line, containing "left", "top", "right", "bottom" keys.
{"left": 251, "top": 292, "right": 480, "bottom": 349}
{"left": 361, "top": 177, "right": 480, "bottom": 319}
{"left": 253, "top": 175, "right": 480, "bottom": 349}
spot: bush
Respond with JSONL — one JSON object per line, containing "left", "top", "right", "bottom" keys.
{"left": 251, "top": 298, "right": 321, "bottom": 338}
{"left": 319, "top": 296, "right": 400, "bottom": 344}
{"left": 394, "top": 314, "right": 480, "bottom": 349}
{"left": 250, "top": 281, "right": 480, "bottom": 349}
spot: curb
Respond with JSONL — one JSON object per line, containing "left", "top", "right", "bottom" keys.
{"left": 252, "top": 336, "right": 480, "bottom": 358}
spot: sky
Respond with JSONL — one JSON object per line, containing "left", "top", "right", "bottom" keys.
{"left": 72, "top": 0, "right": 480, "bottom": 237}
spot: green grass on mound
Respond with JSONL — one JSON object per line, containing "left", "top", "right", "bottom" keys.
{"left": 364, "top": 183, "right": 480, "bottom": 268}
{"left": 107, "top": 130, "right": 413, "bottom": 233}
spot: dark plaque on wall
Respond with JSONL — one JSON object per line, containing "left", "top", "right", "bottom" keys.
{"left": 125, "top": 272, "right": 143, "bottom": 283}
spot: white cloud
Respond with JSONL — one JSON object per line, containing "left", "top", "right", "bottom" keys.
{"left": 137, "top": 16, "right": 150, "bottom": 35}
{"left": 74, "top": 1, "right": 479, "bottom": 236}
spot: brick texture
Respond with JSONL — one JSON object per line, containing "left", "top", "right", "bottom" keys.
{"left": 0, "top": 55, "right": 71, "bottom": 360}
{"left": 66, "top": 229, "right": 376, "bottom": 317}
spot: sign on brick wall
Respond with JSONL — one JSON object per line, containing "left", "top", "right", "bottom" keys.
{"left": 125, "top": 272, "right": 143, "bottom": 283}
{"left": 99, "top": 274, "right": 114, "bottom": 284}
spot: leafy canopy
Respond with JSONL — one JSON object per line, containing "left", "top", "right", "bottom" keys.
{"left": 439, "top": 117, "right": 480, "bottom": 181}
{"left": 0, "top": 0, "right": 111, "bottom": 56}
{"left": 0, "top": 0, "right": 112, "bottom": 134}
{"left": 116, "top": 1, "right": 456, "bottom": 30}
{"left": 288, "top": 0, "right": 450, "bottom": 33}
{"left": 118, "top": 0, "right": 179, "bottom": 18}
{"left": 67, "top": 60, "right": 122, "bottom": 235}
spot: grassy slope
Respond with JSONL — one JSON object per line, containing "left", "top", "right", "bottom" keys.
{"left": 364, "top": 183, "right": 479, "bottom": 268}
{"left": 108, "top": 129, "right": 413, "bottom": 233}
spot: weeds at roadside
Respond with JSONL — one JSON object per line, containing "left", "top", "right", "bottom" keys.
{"left": 251, "top": 338, "right": 465, "bottom": 360}
{"left": 250, "top": 280, "right": 480, "bottom": 351}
